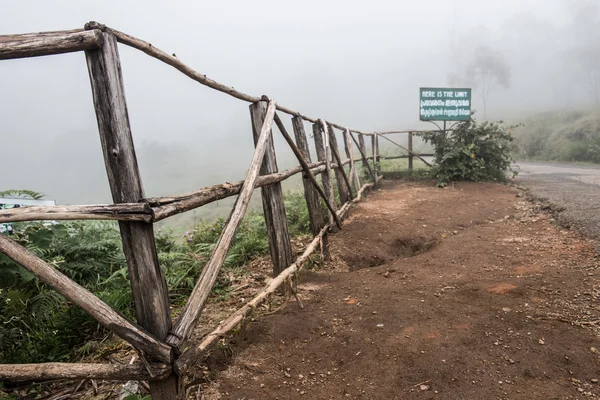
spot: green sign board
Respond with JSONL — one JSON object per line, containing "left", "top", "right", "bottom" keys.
{"left": 419, "top": 87, "right": 472, "bottom": 121}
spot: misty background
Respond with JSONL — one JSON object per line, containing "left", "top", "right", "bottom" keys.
{"left": 1, "top": 0, "right": 598, "bottom": 223}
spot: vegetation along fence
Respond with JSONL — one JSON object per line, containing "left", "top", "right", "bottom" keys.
{"left": 0, "top": 22, "right": 437, "bottom": 399}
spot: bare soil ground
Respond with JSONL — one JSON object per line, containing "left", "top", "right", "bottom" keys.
{"left": 201, "top": 180, "right": 600, "bottom": 399}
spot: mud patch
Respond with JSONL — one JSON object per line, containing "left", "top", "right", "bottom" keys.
{"left": 391, "top": 235, "right": 439, "bottom": 258}
{"left": 514, "top": 265, "right": 542, "bottom": 275}
{"left": 488, "top": 282, "right": 518, "bottom": 294}
{"left": 343, "top": 254, "right": 388, "bottom": 269}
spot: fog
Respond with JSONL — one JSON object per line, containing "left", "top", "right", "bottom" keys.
{"left": 0, "top": 0, "right": 597, "bottom": 210}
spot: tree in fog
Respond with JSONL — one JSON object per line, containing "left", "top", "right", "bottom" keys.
{"left": 569, "top": 1, "right": 600, "bottom": 104}
{"left": 449, "top": 45, "right": 511, "bottom": 120}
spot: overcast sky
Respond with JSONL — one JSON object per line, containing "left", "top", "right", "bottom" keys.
{"left": 0, "top": 0, "right": 594, "bottom": 206}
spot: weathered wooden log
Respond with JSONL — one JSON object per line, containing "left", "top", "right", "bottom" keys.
{"left": 166, "top": 99, "right": 277, "bottom": 349}
{"left": 343, "top": 128, "right": 361, "bottom": 193}
{"left": 358, "top": 134, "right": 368, "bottom": 168}
{"left": 0, "top": 362, "right": 171, "bottom": 382}
{"left": 350, "top": 132, "right": 377, "bottom": 184}
{"left": 0, "top": 203, "right": 152, "bottom": 223}
{"left": 274, "top": 114, "right": 342, "bottom": 230}
{"left": 314, "top": 121, "right": 337, "bottom": 229}
{"left": 326, "top": 124, "right": 353, "bottom": 202}
{"left": 371, "top": 134, "right": 378, "bottom": 181}
{"left": 0, "top": 162, "right": 342, "bottom": 224}
{"left": 378, "top": 134, "right": 432, "bottom": 167}
{"left": 291, "top": 116, "right": 327, "bottom": 235}
{"left": 85, "top": 32, "right": 177, "bottom": 398}
{"left": 290, "top": 116, "right": 330, "bottom": 261}
{"left": 174, "top": 225, "right": 328, "bottom": 374}
{"left": 408, "top": 132, "right": 414, "bottom": 171}
{"left": 174, "top": 180, "right": 377, "bottom": 374}
{"left": 250, "top": 101, "right": 294, "bottom": 278}
{"left": 376, "top": 129, "right": 448, "bottom": 135}
{"left": 379, "top": 154, "right": 434, "bottom": 161}
{"left": 84, "top": 22, "right": 375, "bottom": 137}
{"left": 150, "top": 162, "right": 326, "bottom": 221}
{"left": 0, "top": 29, "right": 104, "bottom": 60}
{"left": 0, "top": 234, "right": 172, "bottom": 364}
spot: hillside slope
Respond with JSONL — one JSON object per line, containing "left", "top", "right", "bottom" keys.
{"left": 514, "top": 108, "right": 600, "bottom": 163}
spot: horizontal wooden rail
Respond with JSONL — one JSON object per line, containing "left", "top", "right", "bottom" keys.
{"left": 149, "top": 160, "right": 357, "bottom": 222}
{"left": 175, "top": 179, "right": 377, "bottom": 374}
{"left": 82, "top": 21, "right": 374, "bottom": 136}
{"left": 0, "top": 362, "right": 171, "bottom": 382}
{"left": 0, "top": 159, "right": 368, "bottom": 224}
{"left": 151, "top": 162, "right": 326, "bottom": 222}
{"left": 0, "top": 203, "right": 152, "bottom": 223}
{"left": 0, "top": 234, "right": 172, "bottom": 364}
{"left": 378, "top": 134, "right": 432, "bottom": 167}
{"left": 0, "top": 29, "right": 104, "bottom": 60}
{"left": 381, "top": 154, "right": 434, "bottom": 160}
{"left": 375, "top": 129, "right": 450, "bottom": 135}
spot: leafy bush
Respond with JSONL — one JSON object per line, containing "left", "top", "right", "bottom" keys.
{"left": 417, "top": 118, "right": 517, "bottom": 186}
{"left": 285, "top": 191, "right": 311, "bottom": 237}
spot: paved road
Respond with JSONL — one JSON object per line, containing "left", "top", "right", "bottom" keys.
{"left": 515, "top": 162, "right": 600, "bottom": 240}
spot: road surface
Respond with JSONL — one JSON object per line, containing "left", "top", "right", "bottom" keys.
{"left": 515, "top": 162, "right": 600, "bottom": 240}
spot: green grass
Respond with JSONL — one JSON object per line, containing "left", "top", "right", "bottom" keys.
{"left": 514, "top": 108, "right": 600, "bottom": 163}
{"left": 380, "top": 169, "right": 432, "bottom": 181}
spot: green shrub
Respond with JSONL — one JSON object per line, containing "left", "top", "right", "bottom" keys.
{"left": 285, "top": 191, "right": 311, "bottom": 236}
{"left": 417, "top": 118, "right": 517, "bottom": 186}
{"left": 0, "top": 221, "right": 127, "bottom": 363}
{"left": 0, "top": 190, "right": 312, "bottom": 364}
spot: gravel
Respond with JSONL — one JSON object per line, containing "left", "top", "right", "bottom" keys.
{"left": 515, "top": 162, "right": 600, "bottom": 240}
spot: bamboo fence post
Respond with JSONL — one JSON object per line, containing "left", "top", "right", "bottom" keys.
{"left": 166, "top": 99, "right": 278, "bottom": 348}
{"left": 326, "top": 124, "right": 353, "bottom": 203}
{"left": 85, "top": 32, "right": 179, "bottom": 399}
{"left": 291, "top": 116, "right": 328, "bottom": 234}
{"left": 314, "top": 122, "right": 337, "bottom": 226}
{"left": 408, "top": 133, "right": 414, "bottom": 171}
{"left": 250, "top": 99, "right": 294, "bottom": 277}
{"left": 343, "top": 128, "right": 361, "bottom": 193}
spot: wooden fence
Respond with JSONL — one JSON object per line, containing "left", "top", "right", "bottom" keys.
{"left": 0, "top": 22, "right": 436, "bottom": 399}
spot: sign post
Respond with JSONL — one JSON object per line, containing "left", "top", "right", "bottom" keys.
{"left": 419, "top": 87, "right": 472, "bottom": 159}
{"left": 419, "top": 88, "right": 471, "bottom": 122}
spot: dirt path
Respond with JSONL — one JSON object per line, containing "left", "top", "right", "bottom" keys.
{"left": 203, "top": 180, "right": 600, "bottom": 399}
